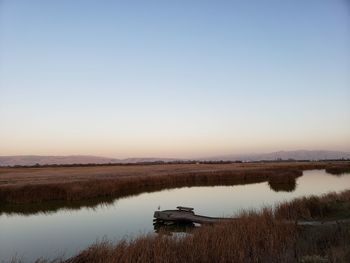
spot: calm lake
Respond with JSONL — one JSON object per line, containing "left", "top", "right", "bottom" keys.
{"left": 1, "top": 169, "right": 350, "bottom": 262}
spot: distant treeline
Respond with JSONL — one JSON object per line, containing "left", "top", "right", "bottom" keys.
{"left": 1, "top": 160, "right": 240, "bottom": 168}
{"left": 1, "top": 158, "right": 350, "bottom": 168}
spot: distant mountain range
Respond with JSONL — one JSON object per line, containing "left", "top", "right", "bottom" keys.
{"left": 0, "top": 155, "right": 181, "bottom": 166}
{"left": 201, "top": 150, "right": 350, "bottom": 162}
{"left": 0, "top": 150, "right": 349, "bottom": 166}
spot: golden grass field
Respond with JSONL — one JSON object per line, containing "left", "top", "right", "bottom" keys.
{"left": 0, "top": 161, "right": 349, "bottom": 205}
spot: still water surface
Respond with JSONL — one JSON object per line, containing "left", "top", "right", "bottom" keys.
{"left": 1, "top": 170, "right": 350, "bottom": 262}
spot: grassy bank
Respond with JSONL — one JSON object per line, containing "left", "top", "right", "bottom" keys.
{"left": 0, "top": 161, "right": 349, "bottom": 205}
{"left": 276, "top": 189, "right": 350, "bottom": 221}
{"left": 65, "top": 190, "right": 350, "bottom": 263}
{"left": 326, "top": 165, "right": 350, "bottom": 175}
{"left": 0, "top": 168, "right": 301, "bottom": 205}
{"left": 0, "top": 174, "right": 296, "bottom": 216}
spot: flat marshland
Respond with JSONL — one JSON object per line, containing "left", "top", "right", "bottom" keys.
{"left": 0, "top": 161, "right": 349, "bottom": 205}
{"left": 1, "top": 161, "right": 350, "bottom": 262}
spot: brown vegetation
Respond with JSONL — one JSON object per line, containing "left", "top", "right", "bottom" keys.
{"left": 1, "top": 170, "right": 304, "bottom": 215}
{"left": 0, "top": 175, "right": 292, "bottom": 216}
{"left": 267, "top": 172, "right": 298, "bottom": 192}
{"left": 0, "top": 161, "right": 349, "bottom": 206}
{"left": 276, "top": 189, "right": 350, "bottom": 221}
{"left": 66, "top": 190, "right": 350, "bottom": 263}
{"left": 325, "top": 163, "right": 350, "bottom": 175}
{"left": 68, "top": 210, "right": 297, "bottom": 263}
{"left": 0, "top": 168, "right": 301, "bottom": 205}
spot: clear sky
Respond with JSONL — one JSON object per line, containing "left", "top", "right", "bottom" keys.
{"left": 0, "top": 0, "right": 349, "bottom": 158}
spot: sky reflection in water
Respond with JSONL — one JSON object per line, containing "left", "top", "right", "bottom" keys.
{"left": 1, "top": 170, "right": 350, "bottom": 262}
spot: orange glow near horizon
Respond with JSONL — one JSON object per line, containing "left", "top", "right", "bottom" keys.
{"left": 1, "top": 0, "right": 350, "bottom": 158}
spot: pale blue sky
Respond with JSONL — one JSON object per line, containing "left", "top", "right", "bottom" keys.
{"left": 0, "top": 0, "right": 349, "bottom": 158}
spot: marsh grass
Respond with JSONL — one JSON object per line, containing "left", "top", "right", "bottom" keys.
{"left": 275, "top": 190, "right": 350, "bottom": 220}
{"left": 325, "top": 165, "right": 350, "bottom": 175}
{"left": 67, "top": 209, "right": 297, "bottom": 263}
{"left": 0, "top": 167, "right": 303, "bottom": 205}
{"left": 1, "top": 162, "right": 349, "bottom": 206}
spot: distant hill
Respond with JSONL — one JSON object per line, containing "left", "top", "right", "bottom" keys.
{"left": 204, "top": 150, "right": 350, "bottom": 162}
{"left": 0, "top": 155, "right": 120, "bottom": 166}
{"left": 0, "top": 155, "right": 182, "bottom": 166}
{"left": 1, "top": 150, "right": 349, "bottom": 166}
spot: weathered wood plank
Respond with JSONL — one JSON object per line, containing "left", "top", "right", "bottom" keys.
{"left": 154, "top": 208, "right": 232, "bottom": 224}
{"left": 176, "top": 206, "right": 194, "bottom": 212}
{"left": 154, "top": 207, "right": 350, "bottom": 226}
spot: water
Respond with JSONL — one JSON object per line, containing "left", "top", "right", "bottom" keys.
{"left": 1, "top": 170, "right": 349, "bottom": 262}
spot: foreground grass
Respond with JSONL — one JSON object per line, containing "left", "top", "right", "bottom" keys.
{"left": 67, "top": 211, "right": 296, "bottom": 263}
{"left": 63, "top": 190, "right": 350, "bottom": 263}
{"left": 1, "top": 161, "right": 349, "bottom": 205}
{"left": 276, "top": 189, "right": 350, "bottom": 221}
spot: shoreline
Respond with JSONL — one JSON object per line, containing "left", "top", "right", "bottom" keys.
{"left": 64, "top": 190, "right": 350, "bottom": 263}
{"left": 1, "top": 161, "right": 349, "bottom": 206}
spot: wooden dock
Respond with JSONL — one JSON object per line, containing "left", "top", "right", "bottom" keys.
{"left": 153, "top": 206, "right": 232, "bottom": 225}
{"left": 154, "top": 206, "right": 350, "bottom": 227}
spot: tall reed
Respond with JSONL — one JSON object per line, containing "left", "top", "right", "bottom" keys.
{"left": 0, "top": 168, "right": 302, "bottom": 204}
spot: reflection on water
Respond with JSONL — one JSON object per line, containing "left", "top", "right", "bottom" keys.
{"left": 268, "top": 179, "right": 296, "bottom": 192}
{"left": 0, "top": 170, "right": 349, "bottom": 262}
{"left": 153, "top": 221, "right": 197, "bottom": 235}
{"left": 0, "top": 173, "right": 300, "bottom": 216}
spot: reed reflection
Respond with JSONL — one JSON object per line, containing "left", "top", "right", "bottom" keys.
{"left": 0, "top": 175, "right": 297, "bottom": 216}
{"left": 1, "top": 169, "right": 349, "bottom": 216}
{"left": 153, "top": 221, "right": 197, "bottom": 235}
{"left": 268, "top": 177, "right": 297, "bottom": 192}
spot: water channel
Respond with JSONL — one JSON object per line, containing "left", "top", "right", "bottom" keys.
{"left": 1, "top": 169, "right": 349, "bottom": 262}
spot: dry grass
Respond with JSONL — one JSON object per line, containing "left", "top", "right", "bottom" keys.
{"left": 0, "top": 161, "right": 348, "bottom": 205}
{"left": 0, "top": 161, "right": 330, "bottom": 187}
{"left": 326, "top": 164, "right": 350, "bottom": 175}
{"left": 0, "top": 168, "right": 301, "bottom": 204}
{"left": 275, "top": 190, "right": 350, "bottom": 221}
{"left": 67, "top": 210, "right": 297, "bottom": 263}
{"left": 65, "top": 190, "right": 350, "bottom": 263}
